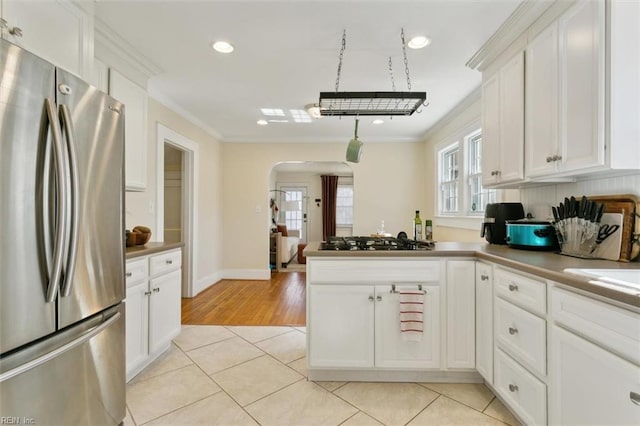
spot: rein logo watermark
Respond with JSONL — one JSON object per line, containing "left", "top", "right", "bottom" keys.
{"left": 0, "top": 417, "right": 35, "bottom": 425}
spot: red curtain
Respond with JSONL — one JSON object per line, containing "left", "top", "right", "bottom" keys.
{"left": 321, "top": 175, "right": 339, "bottom": 240}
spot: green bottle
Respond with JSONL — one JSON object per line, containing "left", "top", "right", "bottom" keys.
{"left": 425, "top": 219, "right": 433, "bottom": 240}
{"left": 414, "top": 210, "right": 422, "bottom": 240}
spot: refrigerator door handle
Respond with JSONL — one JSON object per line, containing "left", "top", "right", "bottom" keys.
{"left": 0, "top": 311, "right": 121, "bottom": 383}
{"left": 58, "top": 104, "right": 79, "bottom": 298}
{"left": 43, "top": 98, "right": 68, "bottom": 303}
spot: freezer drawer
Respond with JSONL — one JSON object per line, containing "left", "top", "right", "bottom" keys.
{"left": 0, "top": 303, "right": 125, "bottom": 425}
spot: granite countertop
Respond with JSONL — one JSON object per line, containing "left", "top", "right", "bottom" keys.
{"left": 125, "top": 241, "right": 184, "bottom": 259}
{"left": 304, "top": 241, "right": 640, "bottom": 308}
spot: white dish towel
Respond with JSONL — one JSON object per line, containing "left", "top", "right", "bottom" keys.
{"left": 399, "top": 291, "right": 424, "bottom": 342}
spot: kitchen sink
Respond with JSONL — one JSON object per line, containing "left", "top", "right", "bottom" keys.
{"left": 564, "top": 268, "right": 640, "bottom": 296}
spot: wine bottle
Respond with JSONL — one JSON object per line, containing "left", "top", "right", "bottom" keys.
{"left": 425, "top": 219, "right": 433, "bottom": 240}
{"left": 414, "top": 210, "right": 422, "bottom": 240}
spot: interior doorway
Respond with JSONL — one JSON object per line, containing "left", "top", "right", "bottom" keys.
{"left": 163, "top": 145, "right": 183, "bottom": 244}
{"left": 156, "top": 124, "right": 199, "bottom": 298}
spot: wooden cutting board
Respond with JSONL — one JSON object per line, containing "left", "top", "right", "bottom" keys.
{"left": 593, "top": 213, "right": 623, "bottom": 261}
{"left": 583, "top": 194, "right": 639, "bottom": 262}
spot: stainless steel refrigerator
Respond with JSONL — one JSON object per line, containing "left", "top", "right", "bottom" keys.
{"left": 0, "top": 39, "right": 125, "bottom": 425}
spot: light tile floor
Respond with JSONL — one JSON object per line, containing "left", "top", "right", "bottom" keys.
{"left": 125, "top": 325, "right": 521, "bottom": 426}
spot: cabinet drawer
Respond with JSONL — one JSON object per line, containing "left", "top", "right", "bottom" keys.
{"left": 495, "top": 348, "right": 547, "bottom": 426}
{"left": 150, "top": 249, "right": 181, "bottom": 276}
{"left": 125, "top": 258, "right": 148, "bottom": 287}
{"left": 495, "top": 298, "right": 546, "bottom": 376}
{"left": 308, "top": 259, "right": 440, "bottom": 283}
{"left": 495, "top": 267, "right": 546, "bottom": 315}
{"left": 551, "top": 287, "right": 640, "bottom": 365}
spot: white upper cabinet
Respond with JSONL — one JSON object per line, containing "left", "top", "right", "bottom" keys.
{"left": 481, "top": 51, "right": 525, "bottom": 187}
{"left": 1, "top": 0, "right": 93, "bottom": 79}
{"left": 526, "top": 1, "right": 604, "bottom": 178}
{"left": 109, "top": 69, "right": 148, "bottom": 191}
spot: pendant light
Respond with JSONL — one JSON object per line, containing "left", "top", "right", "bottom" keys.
{"left": 346, "top": 118, "right": 363, "bottom": 163}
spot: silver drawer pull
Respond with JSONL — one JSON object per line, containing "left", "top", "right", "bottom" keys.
{"left": 481, "top": 274, "right": 489, "bottom": 281}
{"left": 508, "top": 283, "right": 518, "bottom": 292}
{"left": 125, "top": 272, "right": 132, "bottom": 277}
{"left": 508, "top": 384, "right": 519, "bottom": 392}
{"left": 508, "top": 327, "right": 518, "bottom": 335}
{"left": 631, "top": 392, "right": 640, "bottom": 406}
{"left": 166, "top": 259, "right": 173, "bottom": 265}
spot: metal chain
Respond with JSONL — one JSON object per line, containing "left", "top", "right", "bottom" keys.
{"left": 335, "top": 30, "right": 346, "bottom": 92}
{"left": 388, "top": 56, "right": 396, "bottom": 91}
{"left": 401, "top": 28, "right": 412, "bottom": 91}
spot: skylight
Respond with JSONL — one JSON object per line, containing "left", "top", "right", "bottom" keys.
{"left": 289, "top": 109, "right": 312, "bottom": 123}
{"left": 261, "top": 108, "right": 285, "bottom": 116}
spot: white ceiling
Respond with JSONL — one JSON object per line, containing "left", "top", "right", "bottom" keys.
{"left": 95, "top": 0, "right": 520, "bottom": 143}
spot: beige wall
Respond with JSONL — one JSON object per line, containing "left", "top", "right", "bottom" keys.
{"left": 126, "top": 98, "right": 223, "bottom": 289}
{"left": 222, "top": 142, "right": 428, "bottom": 273}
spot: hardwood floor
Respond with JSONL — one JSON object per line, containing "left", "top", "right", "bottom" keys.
{"left": 181, "top": 271, "right": 306, "bottom": 326}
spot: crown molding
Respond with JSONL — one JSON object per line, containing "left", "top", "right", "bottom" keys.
{"left": 148, "top": 87, "right": 224, "bottom": 142}
{"left": 94, "top": 17, "right": 162, "bottom": 80}
{"left": 466, "top": 0, "right": 555, "bottom": 71}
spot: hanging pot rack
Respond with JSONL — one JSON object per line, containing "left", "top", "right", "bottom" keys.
{"left": 319, "top": 29, "right": 427, "bottom": 117}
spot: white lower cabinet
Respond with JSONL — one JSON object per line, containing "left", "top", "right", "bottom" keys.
{"left": 475, "top": 262, "right": 493, "bottom": 384}
{"left": 308, "top": 285, "right": 374, "bottom": 368}
{"left": 375, "top": 285, "right": 440, "bottom": 369}
{"left": 549, "top": 325, "right": 640, "bottom": 426}
{"left": 125, "top": 248, "right": 182, "bottom": 381}
{"left": 446, "top": 260, "right": 475, "bottom": 369}
{"left": 495, "top": 347, "right": 547, "bottom": 426}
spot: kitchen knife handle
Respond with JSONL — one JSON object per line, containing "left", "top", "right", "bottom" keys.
{"left": 596, "top": 203, "right": 605, "bottom": 223}
{"left": 552, "top": 206, "right": 559, "bottom": 222}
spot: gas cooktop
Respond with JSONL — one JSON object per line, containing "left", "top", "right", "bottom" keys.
{"left": 319, "top": 236, "right": 434, "bottom": 251}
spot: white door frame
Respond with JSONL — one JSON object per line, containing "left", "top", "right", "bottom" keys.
{"left": 156, "top": 123, "right": 199, "bottom": 297}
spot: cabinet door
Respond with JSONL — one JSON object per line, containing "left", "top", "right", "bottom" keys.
{"left": 550, "top": 325, "right": 640, "bottom": 426}
{"left": 125, "top": 281, "right": 149, "bottom": 381}
{"left": 497, "top": 52, "right": 525, "bottom": 183}
{"left": 475, "top": 262, "right": 493, "bottom": 384}
{"left": 446, "top": 261, "right": 475, "bottom": 369}
{"left": 481, "top": 74, "right": 500, "bottom": 186}
{"left": 525, "top": 23, "right": 559, "bottom": 178}
{"left": 148, "top": 269, "right": 182, "bottom": 354}
{"left": 374, "top": 285, "right": 440, "bottom": 369}
{"left": 308, "top": 285, "right": 374, "bottom": 368}
{"left": 109, "top": 69, "right": 148, "bottom": 191}
{"left": 558, "top": 0, "right": 605, "bottom": 172}
{"left": 2, "top": 0, "right": 93, "bottom": 78}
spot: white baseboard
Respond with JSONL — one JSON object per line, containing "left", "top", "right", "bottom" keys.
{"left": 193, "top": 271, "right": 224, "bottom": 296}
{"left": 223, "top": 269, "right": 271, "bottom": 280}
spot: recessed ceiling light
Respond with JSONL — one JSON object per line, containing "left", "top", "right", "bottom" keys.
{"left": 305, "top": 104, "right": 322, "bottom": 119}
{"left": 407, "top": 35, "right": 431, "bottom": 49}
{"left": 212, "top": 41, "right": 234, "bottom": 53}
{"left": 373, "top": 119, "right": 384, "bottom": 125}
{"left": 257, "top": 119, "right": 268, "bottom": 126}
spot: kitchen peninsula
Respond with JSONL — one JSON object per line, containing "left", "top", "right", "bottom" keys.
{"left": 304, "top": 242, "right": 640, "bottom": 425}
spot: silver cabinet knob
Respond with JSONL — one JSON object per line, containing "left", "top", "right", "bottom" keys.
{"left": 508, "top": 384, "right": 519, "bottom": 392}
{"left": 553, "top": 155, "right": 562, "bottom": 161}
{"left": 508, "top": 284, "right": 518, "bottom": 292}
{"left": 368, "top": 295, "right": 374, "bottom": 301}
{"left": 153, "top": 287, "right": 160, "bottom": 293}
{"left": 546, "top": 156, "right": 554, "bottom": 163}
{"left": 508, "top": 327, "right": 518, "bottom": 335}
{"left": 144, "top": 291, "right": 152, "bottom": 296}
{"left": 9, "top": 26, "right": 22, "bottom": 37}
{"left": 630, "top": 392, "right": 640, "bottom": 406}
{"left": 376, "top": 295, "right": 382, "bottom": 301}
{"left": 166, "top": 259, "right": 173, "bottom": 264}
{"left": 125, "top": 272, "right": 132, "bottom": 277}
{"left": 481, "top": 274, "right": 489, "bottom": 281}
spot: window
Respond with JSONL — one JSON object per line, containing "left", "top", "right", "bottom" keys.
{"left": 284, "top": 190, "right": 303, "bottom": 233}
{"left": 436, "top": 125, "right": 496, "bottom": 221}
{"left": 336, "top": 183, "right": 354, "bottom": 226}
